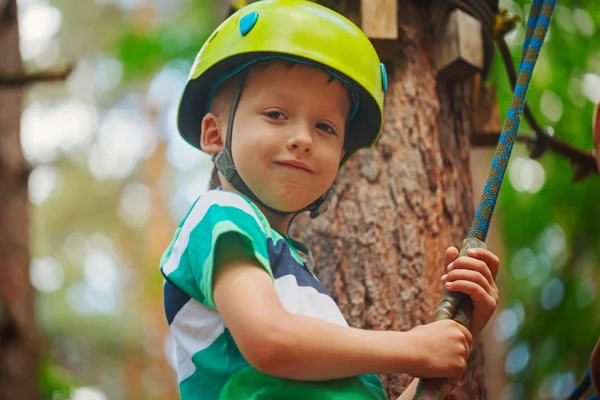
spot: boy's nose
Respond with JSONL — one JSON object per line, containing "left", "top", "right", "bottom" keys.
{"left": 286, "top": 126, "right": 313, "bottom": 154}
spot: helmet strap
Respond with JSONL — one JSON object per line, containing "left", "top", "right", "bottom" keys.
{"left": 211, "top": 69, "right": 335, "bottom": 220}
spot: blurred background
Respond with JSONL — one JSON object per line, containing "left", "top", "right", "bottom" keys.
{"left": 17, "top": 0, "right": 599, "bottom": 399}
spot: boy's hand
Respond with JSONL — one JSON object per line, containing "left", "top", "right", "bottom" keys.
{"left": 440, "top": 246, "right": 500, "bottom": 336}
{"left": 406, "top": 320, "right": 473, "bottom": 381}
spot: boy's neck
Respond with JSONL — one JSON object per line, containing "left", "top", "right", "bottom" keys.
{"left": 256, "top": 205, "right": 294, "bottom": 235}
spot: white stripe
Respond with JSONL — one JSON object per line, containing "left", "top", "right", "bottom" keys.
{"left": 274, "top": 275, "right": 349, "bottom": 327}
{"left": 162, "top": 190, "right": 263, "bottom": 276}
{"left": 170, "top": 298, "right": 225, "bottom": 383}
{"left": 175, "top": 341, "right": 195, "bottom": 383}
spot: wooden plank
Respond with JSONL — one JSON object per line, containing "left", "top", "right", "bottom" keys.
{"left": 360, "top": 0, "right": 398, "bottom": 39}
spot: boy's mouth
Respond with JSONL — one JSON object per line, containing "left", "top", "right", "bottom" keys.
{"left": 273, "top": 159, "right": 315, "bottom": 173}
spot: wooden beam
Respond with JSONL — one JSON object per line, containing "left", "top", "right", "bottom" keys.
{"left": 360, "top": 0, "right": 398, "bottom": 39}
{"left": 436, "top": 9, "right": 484, "bottom": 82}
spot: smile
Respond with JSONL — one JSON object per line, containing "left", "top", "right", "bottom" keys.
{"left": 274, "top": 160, "right": 315, "bottom": 173}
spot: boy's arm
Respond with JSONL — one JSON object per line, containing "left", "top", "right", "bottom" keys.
{"left": 214, "top": 254, "right": 409, "bottom": 380}
{"left": 212, "top": 234, "right": 472, "bottom": 381}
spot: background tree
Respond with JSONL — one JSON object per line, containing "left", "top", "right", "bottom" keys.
{"left": 0, "top": 1, "right": 39, "bottom": 399}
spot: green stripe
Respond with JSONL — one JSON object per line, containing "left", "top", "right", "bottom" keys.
{"left": 247, "top": 200, "right": 271, "bottom": 229}
{"left": 359, "top": 374, "right": 385, "bottom": 392}
{"left": 188, "top": 205, "right": 272, "bottom": 309}
{"left": 220, "top": 368, "right": 387, "bottom": 400}
{"left": 179, "top": 329, "right": 249, "bottom": 400}
{"left": 159, "top": 224, "right": 180, "bottom": 267}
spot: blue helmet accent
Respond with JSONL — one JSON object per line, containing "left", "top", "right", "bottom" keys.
{"left": 380, "top": 63, "right": 388, "bottom": 93}
{"left": 240, "top": 11, "right": 259, "bottom": 36}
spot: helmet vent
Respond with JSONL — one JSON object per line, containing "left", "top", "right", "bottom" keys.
{"left": 208, "top": 30, "right": 219, "bottom": 43}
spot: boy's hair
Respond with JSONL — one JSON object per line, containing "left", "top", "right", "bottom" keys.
{"left": 206, "top": 60, "right": 353, "bottom": 191}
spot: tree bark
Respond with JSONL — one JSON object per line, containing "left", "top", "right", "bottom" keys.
{"left": 0, "top": 1, "right": 39, "bottom": 399}
{"left": 291, "top": 1, "right": 487, "bottom": 399}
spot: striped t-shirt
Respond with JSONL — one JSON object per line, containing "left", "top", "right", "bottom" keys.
{"left": 160, "top": 189, "right": 387, "bottom": 400}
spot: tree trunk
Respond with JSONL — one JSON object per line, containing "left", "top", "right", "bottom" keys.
{"left": 291, "top": 1, "right": 487, "bottom": 399}
{"left": 0, "top": 1, "right": 39, "bottom": 399}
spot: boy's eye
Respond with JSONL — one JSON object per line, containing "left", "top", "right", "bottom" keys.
{"left": 316, "top": 122, "right": 337, "bottom": 135}
{"left": 265, "top": 111, "right": 286, "bottom": 120}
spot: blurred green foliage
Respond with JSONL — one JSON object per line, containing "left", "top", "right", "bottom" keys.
{"left": 115, "top": 0, "right": 215, "bottom": 80}
{"left": 40, "top": 357, "right": 80, "bottom": 399}
{"left": 489, "top": 1, "right": 600, "bottom": 398}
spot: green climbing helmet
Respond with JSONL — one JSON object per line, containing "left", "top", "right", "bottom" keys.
{"left": 177, "top": 0, "right": 387, "bottom": 165}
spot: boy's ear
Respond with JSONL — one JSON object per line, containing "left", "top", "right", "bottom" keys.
{"left": 200, "top": 113, "right": 224, "bottom": 154}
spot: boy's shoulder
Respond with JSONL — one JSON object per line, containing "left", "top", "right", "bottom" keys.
{"left": 160, "top": 189, "right": 275, "bottom": 291}
{"left": 187, "top": 189, "right": 271, "bottom": 234}
{"left": 198, "top": 189, "right": 255, "bottom": 210}
{"left": 194, "top": 190, "right": 309, "bottom": 264}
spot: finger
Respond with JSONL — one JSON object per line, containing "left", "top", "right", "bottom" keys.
{"left": 445, "top": 280, "right": 498, "bottom": 312}
{"left": 442, "top": 269, "right": 494, "bottom": 297}
{"left": 464, "top": 325, "right": 473, "bottom": 344}
{"left": 453, "top": 320, "right": 474, "bottom": 344}
{"left": 447, "top": 256, "right": 494, "bottom": 287}
{"left": 444, "top": 247, "right": 460, "bottom": 270}
{"left": 466, "top": 248, "right": 500, "bottom": 280}
{"left": 464, "top": 342, "right": 471, "bottom": 363}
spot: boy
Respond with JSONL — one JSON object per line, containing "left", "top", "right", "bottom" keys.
{"left": 161, "top": 1, "right": 501, "bottom": 399}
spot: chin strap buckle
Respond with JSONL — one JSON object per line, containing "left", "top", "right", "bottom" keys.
{"left": 309, "top": 185, "right": 336, "bottom": 219}
{"left": 212, "top": 148, "right": 238, "bottom": 182}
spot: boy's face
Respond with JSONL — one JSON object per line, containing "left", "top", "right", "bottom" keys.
{"left": 205, "top": 62, "right": 350, "bottom": 212}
